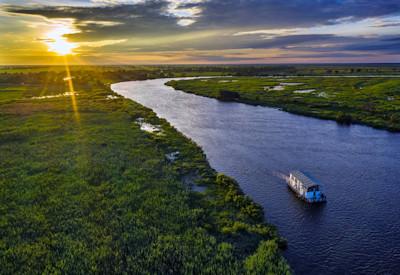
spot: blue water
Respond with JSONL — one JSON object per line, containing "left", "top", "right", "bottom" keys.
{"left": 112, "top": 78, "right": 400, "bottom": 274}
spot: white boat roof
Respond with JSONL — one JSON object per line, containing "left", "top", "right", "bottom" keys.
{"left": 290, "top": 170, "right": 320, "bottom": 188}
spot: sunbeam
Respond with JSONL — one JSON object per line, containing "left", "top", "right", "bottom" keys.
{"left": 63, "top": 56, "right": 80, "bottom": 122}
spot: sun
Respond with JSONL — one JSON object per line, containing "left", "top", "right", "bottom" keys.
{"left": 45, "top": 26, "right": 78, "bottom": 56}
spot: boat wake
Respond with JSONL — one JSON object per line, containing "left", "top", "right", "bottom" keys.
{"left": 273, "top": 171, "right": 290, "bottom": 183}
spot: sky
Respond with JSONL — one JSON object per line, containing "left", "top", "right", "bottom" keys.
{"left": 0, "top": 0, "right": 400, "bottom": 65}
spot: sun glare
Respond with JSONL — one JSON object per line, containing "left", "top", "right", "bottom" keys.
{"left": 45, "top": 26, "right": 78, "bottom": 56}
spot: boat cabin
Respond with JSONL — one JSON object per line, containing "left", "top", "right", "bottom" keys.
{"left": 288, "top": 171, "right": 326, "bottom": 203}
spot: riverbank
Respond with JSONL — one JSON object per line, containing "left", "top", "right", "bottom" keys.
{"left": 0, "top": 69, "right": 290, "bottom": 273}
{"left": 167, "top": 77, "right": 400, "bottom": 132}
{"left": 113, "top": 77, "right": 400, "bottom": 274}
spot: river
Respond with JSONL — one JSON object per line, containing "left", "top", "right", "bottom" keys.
{"left": 112, "top": 78, "right": 400, "bottom": 274}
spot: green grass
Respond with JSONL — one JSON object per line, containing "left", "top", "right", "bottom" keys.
{"left": 0, "top": 69, "right": 290, "bottom": 274}
{"left": 167, "top": 76, "right": 400, "bottom": 131}
{"left": 0, "top": 85, "right": 25, "bottom": 103}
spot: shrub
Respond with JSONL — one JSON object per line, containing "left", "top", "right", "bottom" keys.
{"left": 244, "top": 240, "right": 291, "bottom": 275}
{"left": 218, "top": 90, "right": 240, "bottom": 101}
{"left": 336, "top": 112, "right": 353, "bottom": 124}
{"left": 390, "top": 113, "right": 400, "bottom": 124}
{"left": 216, "top": 174, "right": 264, "bottom": 221}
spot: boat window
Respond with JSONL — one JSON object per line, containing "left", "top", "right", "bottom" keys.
{"left": 308, "top": 186, "right": 319, "bottom": 192}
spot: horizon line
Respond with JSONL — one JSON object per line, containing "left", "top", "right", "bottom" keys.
{"left": 1, "top": 62, "right": 400, "bottom": 67}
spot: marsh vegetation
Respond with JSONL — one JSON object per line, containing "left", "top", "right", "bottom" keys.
{"left": 167, "top": 76, "right": 400, "bottom": 131}
{"left": 0, "top": 68, "right": 290, "bottom": 274}
{"left": 1, "top": 64, "right": 399, "bottom": 273}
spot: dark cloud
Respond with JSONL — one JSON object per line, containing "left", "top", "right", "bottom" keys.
{"left": 374, "top": 22, "right": 400, "bottom": 28}
{"left": 3, "top": 0, "right": 400, "bottom": 62}
{"left": 187, "top": 34, "right": 337, "bottom": 51}
{"left": 190, "top": 0, "right": 400, "bottom": 29}
{"left": 344, "top": 40, "right": 400, "bottom": 53}
{"left": 92, "top": 33, "right": 400, "bottom": 63}
{"left": 383, "top": 37, "right": 400, "bottom": 42}
{"left": 279, "top": 52, "right": 374, "bottom": 59}
{"left": 5, "top": 1, "right": 185, "bottom": 41}
{"left": 89, "top": 33, "right": 339, "bottom": 52}
{"left": 6, "top": 0, "right": 400, "bottom": 38}
{"left": 183, "top": 53, "right": 262, "bottom": 62}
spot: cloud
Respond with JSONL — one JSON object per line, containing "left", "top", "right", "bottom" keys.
{"left": 4, "top": 2, "right": 187, "bottom": 40}
{"left": 177, "top": 19, "right": 196, "bottom": 26}
{"left": 8, "top": 1, "right": 399, "bottom": 36}
{"left": 190, "top": 0, "right": 400, "bottom": 29}
{"left": 78, "top": 39, "right": 127, "bottom": 48}
{"left": 77, "top": 20, "right": 124, "bottom": 27}
{"left": 1, "top": 0, "right": 400, "bottom": 64}
{"left": 374, "top": 22, "right": 400, "bottom": 28}
{"left": 344, "top": 40, "right": 400, "bottom": 53}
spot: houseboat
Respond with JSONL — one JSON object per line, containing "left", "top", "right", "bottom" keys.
{"left": 287, "top": 171, "right": 326, "bottom": 203}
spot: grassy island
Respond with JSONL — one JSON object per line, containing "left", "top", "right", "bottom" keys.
{"left": 167, "top": 76, "right": 400, "bottom": 132}
{"left": 0, "top": 67, "right": 290, "bottom": 274}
